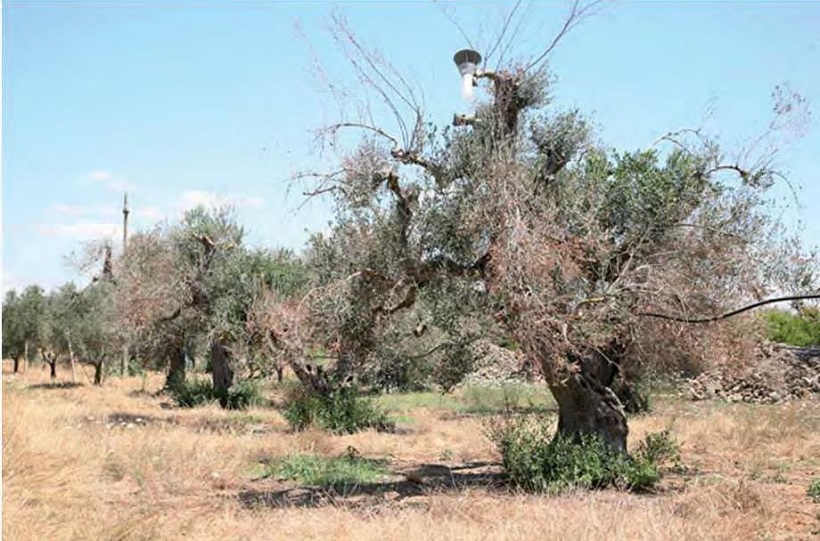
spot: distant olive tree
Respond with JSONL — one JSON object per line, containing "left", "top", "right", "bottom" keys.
{"left": 115, "top": 206, "right": 309, "bottom": 404}
{"left": 2, "top": 286, "right": 47, "bottom": 373}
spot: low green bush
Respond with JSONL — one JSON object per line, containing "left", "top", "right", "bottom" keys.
{"left": 170, "top": 378, "right": 264, "bottom": 410}
{"left": 170, "top": 378, "right": 217, "bottom": 408}
{"left": 487, "top": 414, "right": 680, "bottom": 493}
{"left": 283, "top": 386, "right": 395, "bottom": 434}
{"left": 222, "top": 380, "right": 265, "bottom": 410}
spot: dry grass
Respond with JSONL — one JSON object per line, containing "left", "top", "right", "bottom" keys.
{"left": 4, "top": 361, "right": 819, "bottom": 541}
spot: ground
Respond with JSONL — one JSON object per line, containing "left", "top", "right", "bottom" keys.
{"left": 3, "top": 362, "right": 819, "bottom": 541}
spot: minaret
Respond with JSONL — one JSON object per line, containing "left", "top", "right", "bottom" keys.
{"left": 121, "top": 192, "right": 130, "bottom": 377}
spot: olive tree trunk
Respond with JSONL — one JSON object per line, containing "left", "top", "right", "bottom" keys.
{"left": 13, "top": 357, "right": 20, "bottom": 374}
{"left": 550, "top": 375, "right": 628, "bottom": 454}
{"left": 210, "top": 341, "right": 234, "bottom": 407}
{"left": 165, "top": 344, "right": 186, "bottom": 390}
{"left": 67, "top": 338, "right": 77, "bottom": 383}
{"left": 545, "top": 347, "right": 629, "bottom": 454}
{"left": 41, "top": 351, "right": 57, "bottom": 380}
{"left": 93, "top": 359, "right": 105, "bottom": 386}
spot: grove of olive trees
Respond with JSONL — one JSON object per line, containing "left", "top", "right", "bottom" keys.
{"left": 3, "top": 0, "right": 818, "bottom": 492}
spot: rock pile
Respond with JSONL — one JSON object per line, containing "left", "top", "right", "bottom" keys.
{"left": 689, "top": 343, "right": 820, "bottom": 404}
{"left": 461, "top": 340, "right": 533, "bottom": 386}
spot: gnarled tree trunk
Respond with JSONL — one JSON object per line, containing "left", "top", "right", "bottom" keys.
{"left": 210, "top": 341, "right": 234, "bottom": 407}
{"left": 544, "top": 345, "right": 629, "bottom": 454}
{"left": 550, "top": 374, "right": 628, "bottom": 454}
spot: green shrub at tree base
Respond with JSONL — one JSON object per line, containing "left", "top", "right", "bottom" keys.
{"left": 283, "top": 386, "right": 395, "bottom": 434}
{"left": 170, "top": 378, "right": 264, "bottom": 410}
{"left": 223, "top": 380, "right": 266, "bottom": 410}
{"left": 488, "top": 415, "right": 681, "bottom": 493}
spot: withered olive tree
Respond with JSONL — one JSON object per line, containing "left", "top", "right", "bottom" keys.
{"left": 269, "top": 3, "right": 818, "bottom": 452}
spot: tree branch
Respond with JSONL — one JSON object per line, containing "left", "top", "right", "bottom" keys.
{"left": 525, "top": 0, "right": 604, "bottom": 72}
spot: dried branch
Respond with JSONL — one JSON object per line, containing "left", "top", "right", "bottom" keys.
{"left": 525, "top": 0, "right": 605, "bottom": 72}
{"left": 485, "top": 0, "right": 524, "bottom": 66}
{"left": 434, "top": 0, "right": 477, "bottom": 50}
{"left": 330, "top": 14, "right": 424, "bottom": 151}
{"left": 321, "top": 122, "right": 400, "bottom": 149}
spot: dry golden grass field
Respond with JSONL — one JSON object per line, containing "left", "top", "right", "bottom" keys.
{"left": 3, "top": 361, "right": 819, "bottom": 541}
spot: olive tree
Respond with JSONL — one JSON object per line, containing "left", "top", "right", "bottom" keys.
{"left": 44, "top": 281, "right": 120, "bottom": 385}
{"left": 116, "top": 206, "right": 309, "bottom": 402}
{"left": 2, "top": 286, "right": 47, "bottom": 373}
{"left": 280, "top": 4, "right": 817, "bottom": 452}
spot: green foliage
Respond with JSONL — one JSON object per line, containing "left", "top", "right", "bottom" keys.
{"left": 488, "top": 415, "right": 677, "bottom": 493}
{"left": 264, "top": 450, "right": 389, "bottom": 489}
{"left": 808, "top": 478, "right": 820, "bottom": 503}
{"left": 170, "top": 378, "right": 219, "bottom": 408}
{"left": 432, "top": 341, "right": 476, "bottom": 393}
{"left": 763, "top": 308, "right": 820, "bottom": 347}
{"left": 170, "top": 378, "right": 264, "bottom": 410}
{"left": 633, "top": 427, "right": 681, "bottom": 467}
{"left": 2, "top": 286, "right": 47, "bottom": 360}
{"left": 283, "top": 386, "right": 395, "bottom": 434}
{"left": 599, "top": 149, "right": 710, "bottom": 242}
{"left": 224, "top": 380, "right": 266, "bottom": 410}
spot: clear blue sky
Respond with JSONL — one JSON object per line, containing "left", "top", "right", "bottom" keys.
{"left": 3, "top": 1, "right": 819, "bottom": 292}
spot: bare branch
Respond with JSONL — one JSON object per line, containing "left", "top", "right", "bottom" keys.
{"left": 330, "top": 14, "right": 424, "bottom": 151}
{"left": 525, "top": 0, "right": 605, "bottom": 72}
{"left": 434, "top": 0, "right": 476, "bottom": 50}
{"left": 494, "top": 1, "right": 532, "bottom": 70}
{"left": 320, "top": 122, "right": 400, "bottom": 149}
{"left": 484, "top": 0, "right": 524, "bottom": 66}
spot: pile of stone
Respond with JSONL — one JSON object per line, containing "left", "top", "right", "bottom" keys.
{"left": 689, "top": 343, "right": 820, "bottom": 404}
{"left": 460, "top": 340, "right": 533, "bottom": 386}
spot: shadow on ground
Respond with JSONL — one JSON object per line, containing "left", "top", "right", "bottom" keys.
{"left": 442, "top": 405, "right": 558, "bottom": 420}
{"left": 237, "top": 461, "right": 507, "bottom": 510}
{"left": 27, "top": 381, "right": 85, "bottom": 390}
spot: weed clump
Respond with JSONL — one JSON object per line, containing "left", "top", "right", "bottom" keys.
{"left": 264, "top": 449, "right": 389, "bottom": 490}
{"left": 488, "top": 415, "right": 680, "bottom": 493}
{"left": 808, "top": 478, "right": 820, "bottom": 503}
{"left": 283, "top": 386, "right": 394, "bottom": 434}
